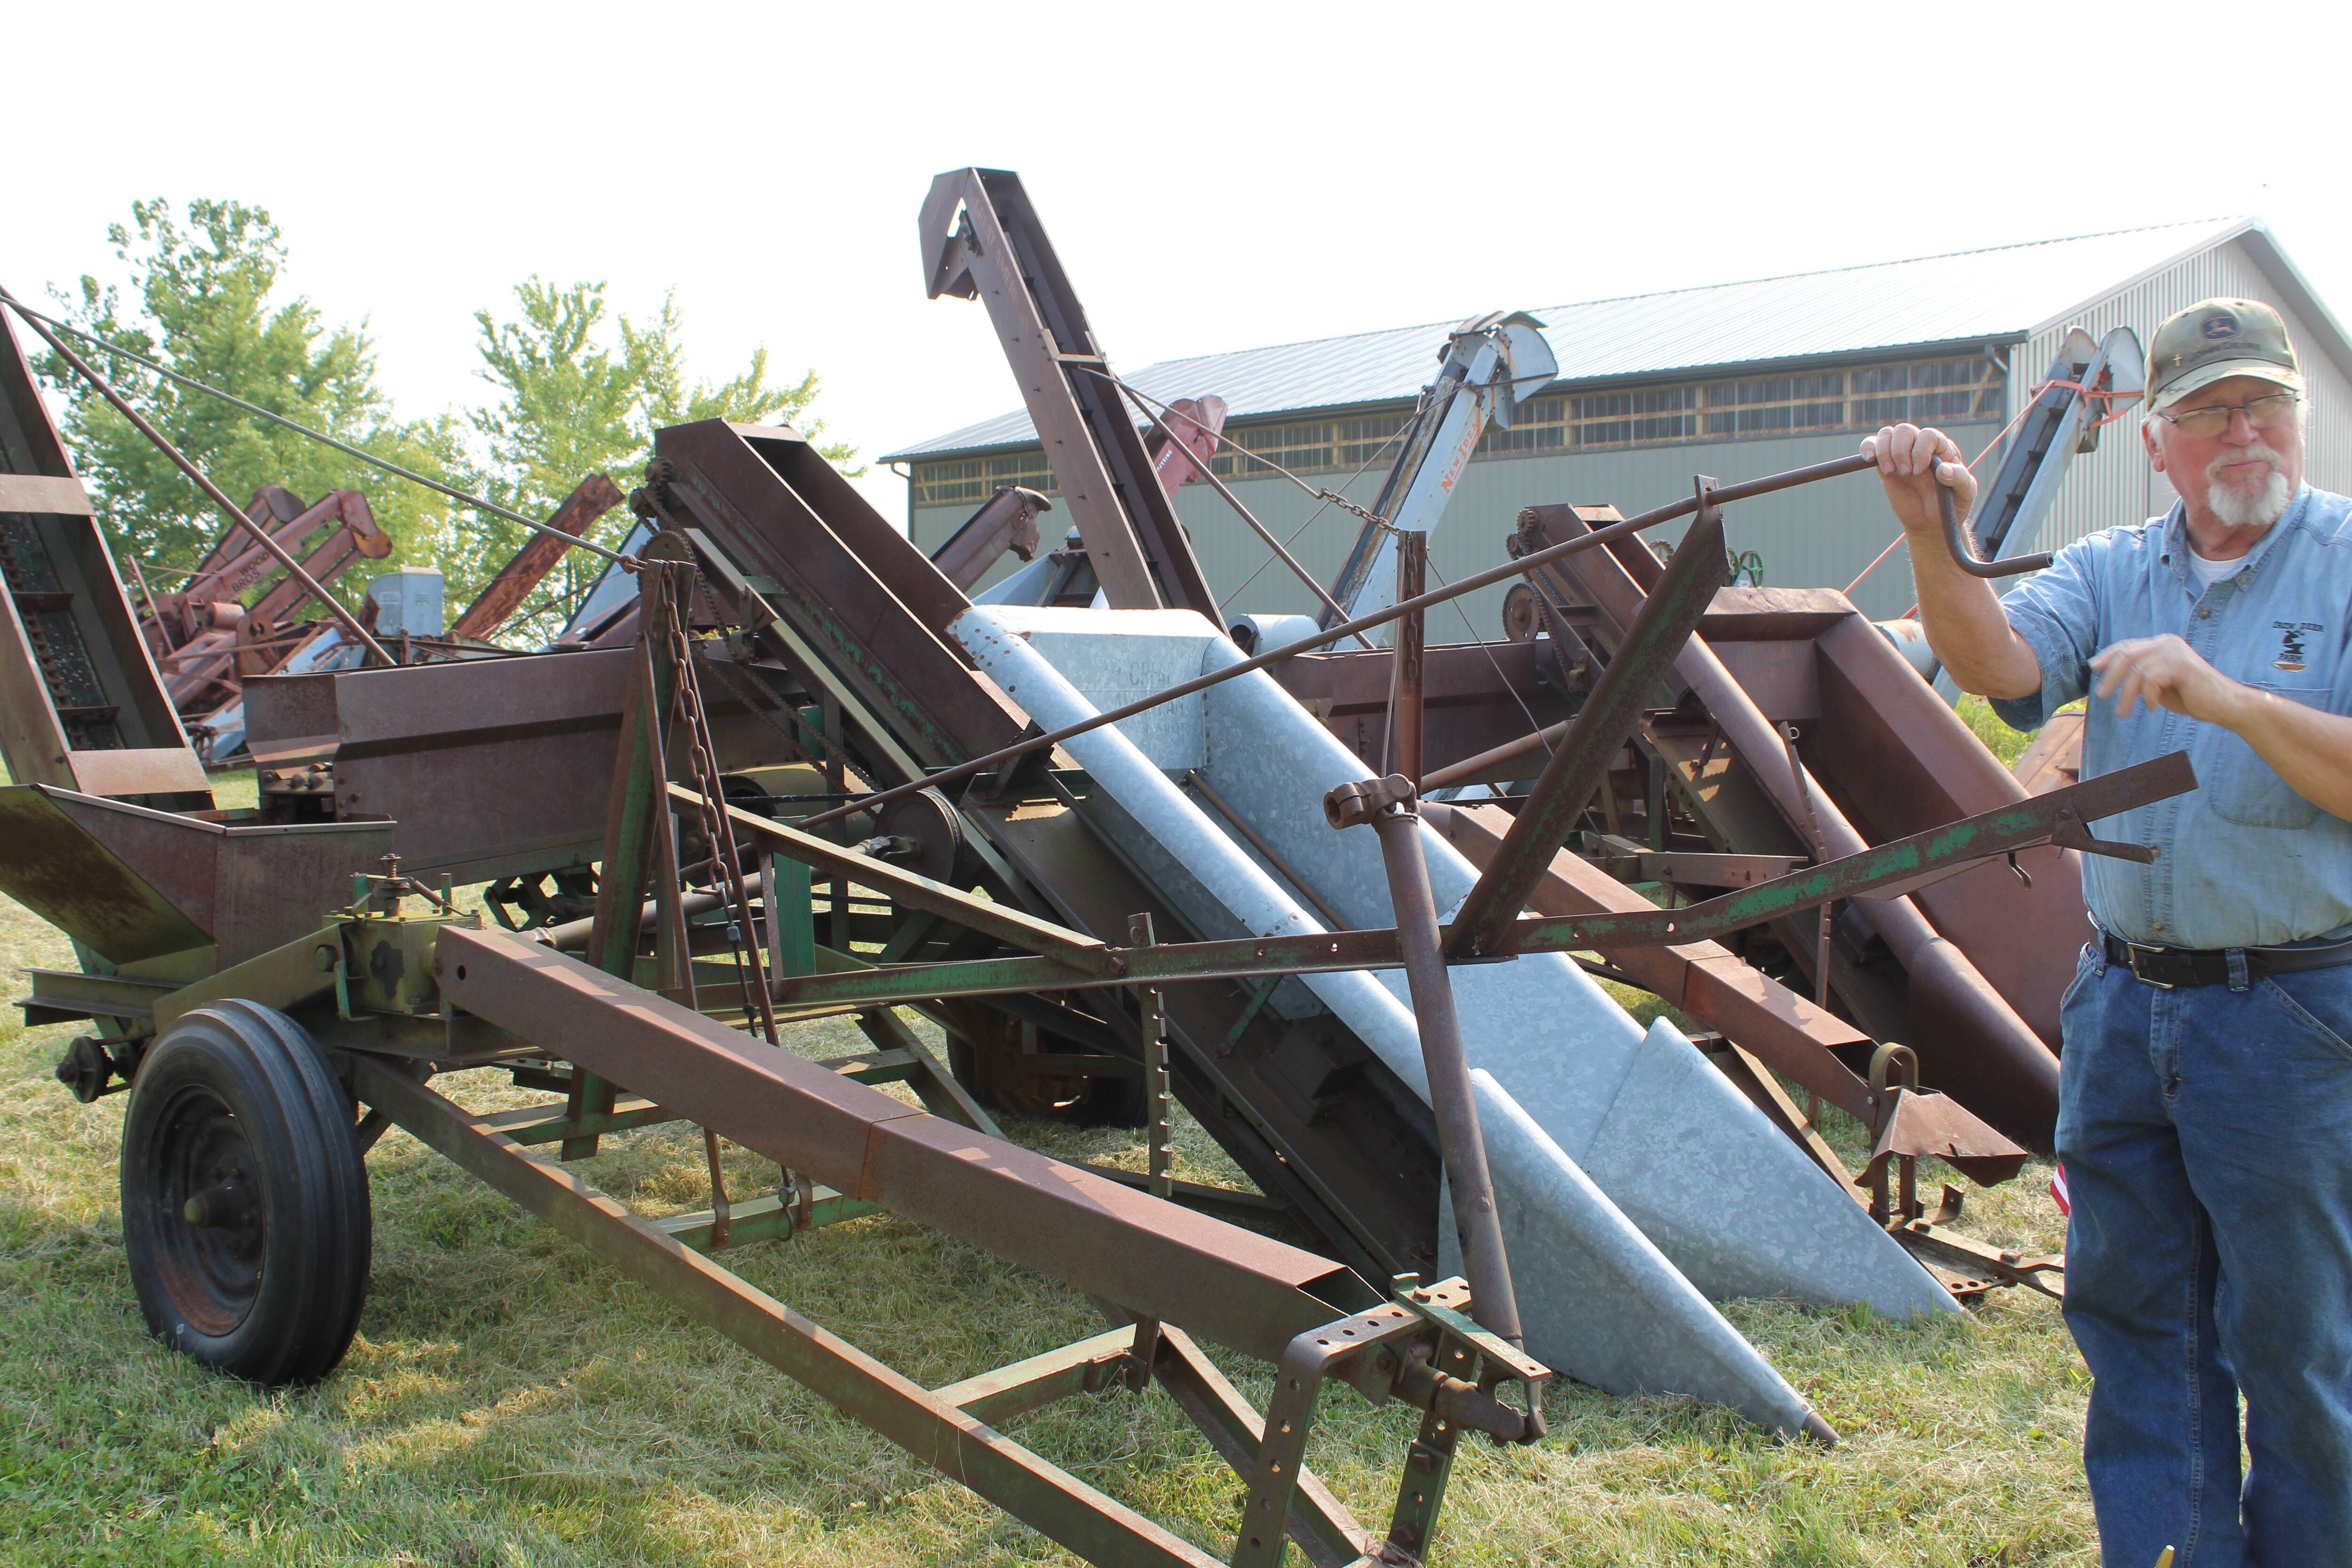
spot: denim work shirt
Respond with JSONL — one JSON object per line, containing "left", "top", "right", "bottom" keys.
{"left": 1992, "top": 484, "right": 2352, "bottom": 949}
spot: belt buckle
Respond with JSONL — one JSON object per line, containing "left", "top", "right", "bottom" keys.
{"left": 2125, "top": 942, "right": 2178, "bottom": 989}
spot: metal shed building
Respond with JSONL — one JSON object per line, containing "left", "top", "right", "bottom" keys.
{"left": 887, "top": 217, "right": 2352, "bottom": 628}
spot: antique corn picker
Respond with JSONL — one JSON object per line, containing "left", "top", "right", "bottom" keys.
{"left": 0, "top": 175, "right": 2187, "bottom": 1563}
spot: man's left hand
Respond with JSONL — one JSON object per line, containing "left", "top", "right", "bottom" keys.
{"left": 2091, "top": 634, "right": 2243, "bottom": 723}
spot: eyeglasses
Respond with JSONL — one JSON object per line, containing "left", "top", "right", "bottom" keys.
{"left": 2152, "top": 391, "right": 2301, "bottom": 439}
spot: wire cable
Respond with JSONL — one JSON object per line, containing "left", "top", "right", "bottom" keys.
{"left": 1098, "top": 374, "right": 1374, "bottom": 649}
{"left": 1225, "top": 417, "right": 1412, "bottom": 604}
{"left": 0, "top": 288, "right": 639, "bottom": 568}
{"left": 1091, "top": 368, "right": 1401, "bottom": 532}
{"left": 1427, "top": 555, "right": 1554, "bottom": 765}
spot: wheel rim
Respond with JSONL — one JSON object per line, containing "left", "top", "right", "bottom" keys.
{"left": 977, "top": 1033, "right": 1093, "bottom": 1117}
{"left": 148, "top": 1084, "right": 265, "bottom": 1337}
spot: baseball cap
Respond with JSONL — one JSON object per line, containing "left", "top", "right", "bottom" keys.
{"left": 2145, "top": 298, "right": 2304, "bottom": 411}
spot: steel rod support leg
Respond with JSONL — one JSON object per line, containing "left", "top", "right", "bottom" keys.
{"left": 1328, "top": 775, "right": 1523, "bottom": 1346}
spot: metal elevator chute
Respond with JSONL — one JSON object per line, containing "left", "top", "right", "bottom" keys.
{"left": 922, "top": 167, "right": 1221, "bottom": 619}
{"left": 1972, "top": 326, "right": 2144, "bottom": 562}
{"left": 0, "top": 307, "right": 212, "bottom": 809}
{"left": 1322, "top": 312, "right": 1558, "bottom": 633}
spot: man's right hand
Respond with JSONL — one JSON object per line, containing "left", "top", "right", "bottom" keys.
{"left": 1862, "top": 423, "right": 1978, "bottom": 544}
{"left": 1859, "top": 422, "right": 2040, "bottom": 701}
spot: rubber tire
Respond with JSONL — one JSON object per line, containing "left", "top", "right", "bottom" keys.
{"left": 947, "top": 1019, "right": 1148, "bottom": 1129}
{"left": 1072, "top": 1070, "right": 1147, "bottom": 1130}
{"left": 120, "top": 1000, "right": 372, "bottom": 1385}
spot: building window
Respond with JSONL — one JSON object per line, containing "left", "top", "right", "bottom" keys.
{"left": 1850, "top": 358, "right": 2007, "bottom": 425}
{"left": 1210, "top": 420, "right": 1333, "bottom": 479}
{"left": 1557, "top": 355, "right": 2004, "bottom": 453}
{"left": 1475, "top": 399, "right": 1569, "bottom": 456}
{"left": 1339, "top": 412, "right": 1414, "bottom": 469}
{"left": 912, "top": 451, "right": 1059, "bottom": 508}
{"left": 1565, "top": 387, "right": 1698, "bottom": 448}
{"left": 1703, "top": 372, "right": 1847, "bottom": 436}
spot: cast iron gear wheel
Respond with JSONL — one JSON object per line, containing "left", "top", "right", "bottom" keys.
{"left": 120, "top": 1000, "right": 372, "bottom": 1385}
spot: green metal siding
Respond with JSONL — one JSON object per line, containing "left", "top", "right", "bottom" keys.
{"left": 910, "top": 233, "right": 2352, "bottom": 633}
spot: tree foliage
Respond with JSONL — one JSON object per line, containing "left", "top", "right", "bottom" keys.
{"left": 457, "top": 279, "right": 858, "bottom": 642}
{"left": 37, "top": 199, "right": 858, "bottom": 645}
{"left": 42, "top": 198, "right": 467, "bottom": 576}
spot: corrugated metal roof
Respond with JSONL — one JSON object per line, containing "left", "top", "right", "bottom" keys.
{"left": 887, "top": 217, "right": 2249, "bottom": 461}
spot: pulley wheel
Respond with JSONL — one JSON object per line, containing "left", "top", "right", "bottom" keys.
{"left": 1501, "top": 583, "right": 1540, "bottom": 643}
{"left": 875, "top": 788, "right": 969, "bottom": 884}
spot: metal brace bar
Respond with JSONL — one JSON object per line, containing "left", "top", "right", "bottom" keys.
{"left": 1446, "top": 487, "right": 1727, "bottom": 958}
{"left": 351, "top": 1057, "right": 1227, "bottom": 1568}
{"left": 765, "top": 748, "right": 2197, "bottom": 1011}
{"left": 691, "top": 785, "right": 1119, "bottom": 977}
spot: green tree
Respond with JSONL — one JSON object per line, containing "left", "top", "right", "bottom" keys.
{"left": 42, "top": 198, "right": 467, "bottom": 582}
{"left": 37, "top": 200, "right": 861, "bottom": 650}
{"left": 464, "top": 278, "right": 857, "bottom": 642}
{"left": 621, "top": 290, "right": 856, "bottom": 466}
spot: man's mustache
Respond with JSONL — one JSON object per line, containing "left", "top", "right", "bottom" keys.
{"left": 2207, "top": 441, "right": 2284, "bottom": 486}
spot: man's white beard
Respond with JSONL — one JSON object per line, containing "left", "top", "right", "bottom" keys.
{"left": 2204, "top": 440, "right": 2293, "bottom": 528}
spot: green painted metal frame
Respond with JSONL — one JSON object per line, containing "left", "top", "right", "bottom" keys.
{"left": 570, "top": 550, "right": 691, "bottom": 1156}
{"left": 762, "top": 752, "right": 2195, "bottom": 1011}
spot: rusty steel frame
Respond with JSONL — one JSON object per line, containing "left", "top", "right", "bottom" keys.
{"left": 1508, "top": 503, "right": 2089, "bottom": 1144}
{"left": 1447, "top": 487, "right": 1727, "bottom": 958}
{"left": 1334, "top": 776, "right": 1523, "bottom": 1348}
{"left": 921, "top": 168, "right": 1220, "bottom": 618}
{"left": 350, "top": 1059, "right": 1240, "bottom": 1568}
{"left": 15, "top": 156, "right": 2142, "bottom": 1560}
{"left": 153, "top": 487, "right": 388, "bottom": 642}
{"left": 433, "top": 924, "right": 1380, "bottom": 1359}
{"left": 380, "top": 929, "right": 1550, "bottom": 1565}
{"left": 797, "top": 453, "right": 1882, "bottom": 833}
{"left": 358, "top": 1051, "right": 1530, "bottom": 1566}
{"left": 450, "top": 473, "right": 625, "bottom": 641}
{"left": 3, "top": 289, "right": 393, "bottom": 665}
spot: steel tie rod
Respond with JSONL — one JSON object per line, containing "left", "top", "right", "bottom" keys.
{"left": 0, "top": 287, "right": 638, "bottom": 569}
{"left": 802, "top": 451, "right": 1882, "bottom": 830}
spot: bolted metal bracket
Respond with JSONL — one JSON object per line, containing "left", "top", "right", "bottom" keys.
{"left": 1325, "top": 773, "right": 1418, "bottom": 831}
{"left": 1230, "top": 1277, "right": 1549, "bottom": 1568}
{"left": 2048, "top": 804, "right": 2157, "bottom": 864}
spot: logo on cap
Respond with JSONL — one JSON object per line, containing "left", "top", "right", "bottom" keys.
{"left": 2203, "top": 315, "right": 2241, "bottom": 341}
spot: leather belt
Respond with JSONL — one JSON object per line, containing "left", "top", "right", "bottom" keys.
{"left": 2100, "top": 931, "right": 2352, "bottom": 988}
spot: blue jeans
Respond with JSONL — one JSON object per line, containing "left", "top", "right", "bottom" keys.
{"left": 2057, "top": 943, "right": 2352, "bottom": 1568}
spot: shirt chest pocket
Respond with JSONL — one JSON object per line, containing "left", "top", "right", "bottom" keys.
{"left": 2204, "top": 682, "right": 2330, "bottom": 829}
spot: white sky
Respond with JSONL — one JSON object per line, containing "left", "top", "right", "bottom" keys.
{"left": 10, "top": 0, "right": 2350, "bottom": 530}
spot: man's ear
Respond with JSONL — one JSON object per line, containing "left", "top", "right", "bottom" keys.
{"left": 2143, "top": 419, "right": 2166, "bottom": 476}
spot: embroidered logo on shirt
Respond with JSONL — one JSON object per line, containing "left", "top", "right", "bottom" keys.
{"left": 2273, "top": 620, "right": 2321, "bottom": 672}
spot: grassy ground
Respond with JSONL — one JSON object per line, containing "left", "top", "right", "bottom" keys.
{"left": 1954, "top": 696, "right": 2037, "bottom": 771}
{"left": 0, "top": 772, "right": 2093, "bottom": 1566}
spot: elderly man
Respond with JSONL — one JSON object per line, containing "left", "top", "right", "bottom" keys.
{"left": 1866, "top": 298, "right": 2352, "bottom": 1568}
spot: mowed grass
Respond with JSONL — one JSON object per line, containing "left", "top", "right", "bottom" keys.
{"left": 0, "top": 772, "right": 2094, "bottom": 1566}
